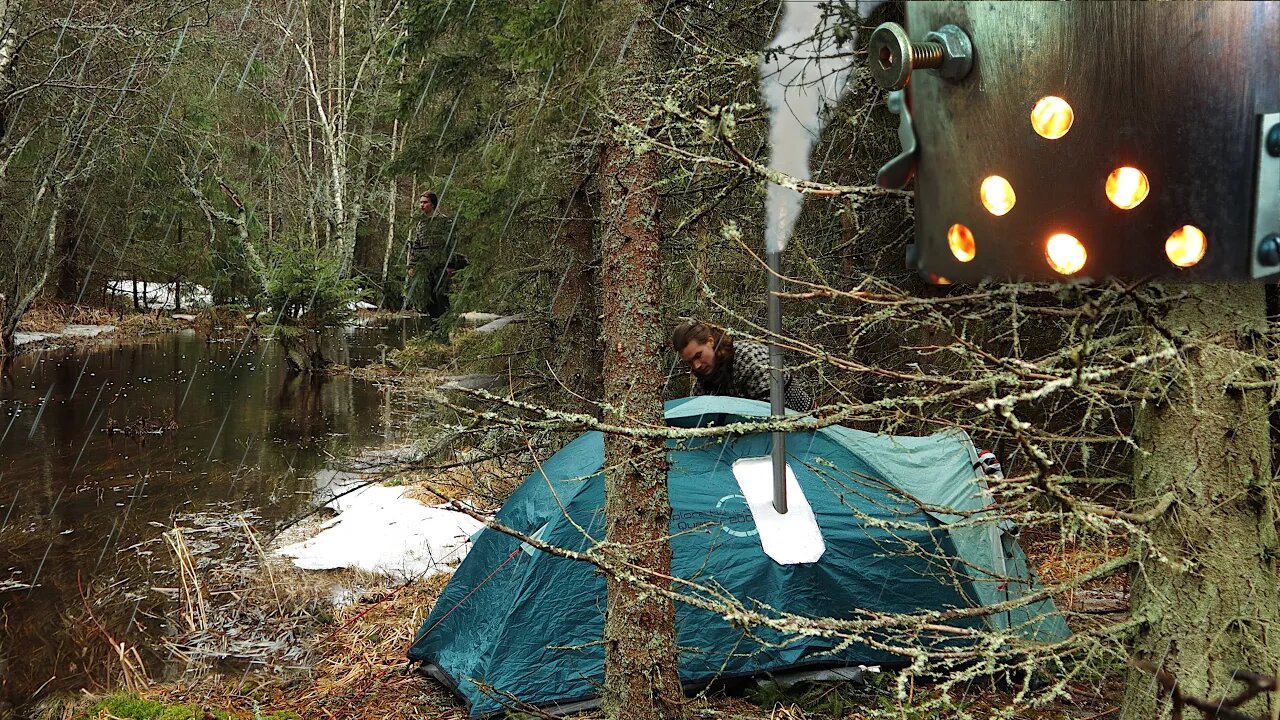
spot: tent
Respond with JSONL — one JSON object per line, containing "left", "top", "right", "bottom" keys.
{"left": 407, "top": 397, "right": 1069, "bottom": 718}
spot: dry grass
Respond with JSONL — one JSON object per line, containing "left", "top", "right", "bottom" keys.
{"left": 52, "top": 508, "right": 470, "bottom": 719}
{"left": 1019, "top": 526, "right": 1131, "bottom": 633}
{"left": 134, "top": 573, "right": 468, "bottom": 720}
{"left": 57, "top": 526, "right": 1126, "bottom": 720}
{"left": 115, "top": 313, "right": 186, "bottom": 337}
{"left": 193, "top": 306, "right": 254, "bottom": 339}
{"left": 16, "top": 300, "right": 187, "bottom": 343}
{"left": 402, "top": 457, "right": 523, "bottom": 511}
{"left": 16, "top": 301, "right": 119, "bottom": 332}
{"left": 351, "top": 363, "right": 447, "bottom": 385}
{"left": 355, "top": 308, "right": 416, "bottom": 323}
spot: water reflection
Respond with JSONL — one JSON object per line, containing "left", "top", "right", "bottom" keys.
{"left": 0, "top": 321, "right": 423, "bottom": 713}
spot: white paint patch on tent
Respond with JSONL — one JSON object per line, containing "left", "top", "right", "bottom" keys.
{"left": 731, "top": 457, "right": 825, "bottom": 564}
{"left": 275, "top": 484, "right": 485, "bottom": 580}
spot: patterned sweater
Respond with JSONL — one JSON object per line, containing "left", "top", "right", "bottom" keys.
{"left": 690, "top": 340, "right": 813, "bottom": 411}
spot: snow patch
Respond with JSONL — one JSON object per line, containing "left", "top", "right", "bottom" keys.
{"left": 13, "top": 324, "right": 115, "bottom": 346}
{"left": 475, "top": 314, "right": 524, "bottom": 334}
{"left": 13, "top": 331, "right": 58, "bottom": 347}
{"left": 61, "top": 324, "right": 116, "bottom": 338}
{"left": 458, "top": 311, "right": 501, "bottom": 325}
{"left": 107, "top": 280, "right": 213, "bottom": 310}
{"left": 274, "top": 483, "right": 485, "bottom": 579}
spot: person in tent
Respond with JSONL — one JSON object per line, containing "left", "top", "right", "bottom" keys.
{"left": 408, "top": 191, "right": 466, "bottom": 318}
{"left": 671, "top": 320, "right": 813, "bottom": 412}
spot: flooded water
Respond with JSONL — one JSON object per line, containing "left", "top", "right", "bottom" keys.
{"left": 0, "top": 320, "right": 426, "bottom": 713}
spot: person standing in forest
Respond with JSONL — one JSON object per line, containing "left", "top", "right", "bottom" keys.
{"left": 408, "top": 191, "right": 465, "bottom": 318}
{"left": 671, "top": 320, "right": 814, "bottom": 411}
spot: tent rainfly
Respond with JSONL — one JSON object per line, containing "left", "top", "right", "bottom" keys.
{"left": 408, "top": 396, "right": 1069, "bottom": 718}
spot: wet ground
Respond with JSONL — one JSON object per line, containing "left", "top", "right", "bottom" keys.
{"left": 0, "top": 320, "right": 426, "bottom": 713}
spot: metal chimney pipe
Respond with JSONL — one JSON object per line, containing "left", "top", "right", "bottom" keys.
{"left": 767, "top": 250, "right": 788, "bottom": 514}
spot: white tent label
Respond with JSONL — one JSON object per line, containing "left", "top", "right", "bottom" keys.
{"left": 731, "top": 458, "right": 825, "bottom": 565}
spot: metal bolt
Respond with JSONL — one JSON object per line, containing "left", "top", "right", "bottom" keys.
{"left": 1258, "top": 234, "right": 1280, "bottom": 266}
{"left": 868, "top": 22, "right": 973, "bottom": 92}
{"left": 1267, "top": 124, "right": 1280, "bottom": 157}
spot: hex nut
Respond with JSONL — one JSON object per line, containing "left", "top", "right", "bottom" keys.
{"left": 924, "top": 24, "right": 974, "bottom": 81}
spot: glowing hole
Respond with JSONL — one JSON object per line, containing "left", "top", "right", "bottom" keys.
{"left": 1106, "top": 167, "right": 1150, "bottom": 209}
{"left": 1165, "top": 225, "right": 1207, "bottom": 268}
{"left": 980, "top": 176, "right": 1016, "bottom": 216}
{"left": 1031, "top": 96, "right": 1074, "bottom": 139}
{"left": 947, "top": 224, "right": 976, "bottom": 263}
{"left": 1046, "top": 233, "right": 1087, "bottom": 275}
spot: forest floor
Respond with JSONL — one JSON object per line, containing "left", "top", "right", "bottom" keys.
{"left": 44, "top": 465, "right": 1127, "bottom": 719}
{"left": 35, "top": 330, "right": 1130, "bottom": 720}
{"left": 13, "top": 301, "right": 187, "bottom": 351}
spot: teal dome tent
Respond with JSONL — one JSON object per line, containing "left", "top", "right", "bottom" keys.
{"left": 408, "top": 397, "right": 1069, "bottom": 718}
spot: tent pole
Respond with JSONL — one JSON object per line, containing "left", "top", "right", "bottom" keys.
{"left": 767, "top": 250, "right": 788, "bottom": 514}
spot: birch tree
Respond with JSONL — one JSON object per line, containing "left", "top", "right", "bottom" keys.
{"left": 0, "top": 0, "right": 20, "bottom": 141}
{"left": 265, "top": 0, "right": 406, "bottom": 276}
{"left": 0, "top": 0, "right": 200, "bottom": 353}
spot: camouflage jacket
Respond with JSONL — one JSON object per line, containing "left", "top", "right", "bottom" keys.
{"left": 410, "top": 215, "right": 457, "bottom": 269}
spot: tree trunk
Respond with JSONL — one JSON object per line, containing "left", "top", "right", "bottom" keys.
{"left": 0, "top": 0, "right": 20, "bottom": 143}
{"left": 0, "top": 293, "right": 12, "bottom": 357}
{"left": 1123, "top": 282, "right": 1280, "bottom": 720}
{"left": 381, "top": 120, "right": 400, "bottom": 302}
{"left": 598, "top": 3, "right": 683, "bottom": 720}
{"left": 551, "top": 176, "right": 602, "bottom": 413}
{"left": 280, "top": 328, "right": 329, "bottom": 373}
{"left": 54, "top": 205, "right": 83, "bottom": 303}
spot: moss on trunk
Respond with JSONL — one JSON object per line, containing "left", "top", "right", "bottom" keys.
{"left": 1124, "top": 282, "right": 1280, "bottom": 719}
{"left": 597, "top": 2, "right": 684, "bottom": 719}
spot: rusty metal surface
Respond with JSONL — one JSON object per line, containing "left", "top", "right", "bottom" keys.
{"left": 905, "top": 1, "right": 1280, "bottom": 282}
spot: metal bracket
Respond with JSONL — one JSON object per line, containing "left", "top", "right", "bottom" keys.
{"left": 1252, "top": 112, "right": 1280, "bottom": 278}
{"left": 877, "top": 90, "right": 917, "bottom": 190}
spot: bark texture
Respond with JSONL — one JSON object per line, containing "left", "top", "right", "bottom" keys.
{"left": 598, "top": 3, "right": 683, "bottom": 719}
{"left": 1124, "top": 283, "right": 1280, "bottom": 719}
{"left": 55, "top": 206, "right": 85, "bottom": 303}
{"left": 280, "top": 329, "right": 329, "bottom": 374}
{"left": 0, "top": 0, "right": 19, "bottom": 142}
{"left": 551, "top": 176, "right": 602, "bottom": 412}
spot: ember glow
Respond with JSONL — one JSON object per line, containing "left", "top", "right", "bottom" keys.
{"left": 947, "top": 223, "right": 976, "bottom": 262}
{"left": 979, "top": 175, "right": 1016, "bottom": 216}
{"left": 1030, "top": 96, "right": 1074, "bottom": 139}
{"left": 1165, "top": 225, "right": 1207, "bottom": 268}
{"left": 1045, "top": 233, "right": 1087, "bottom": 275}
{"left": 1106, "top": 167, "right": 1150, "bottom": 210}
